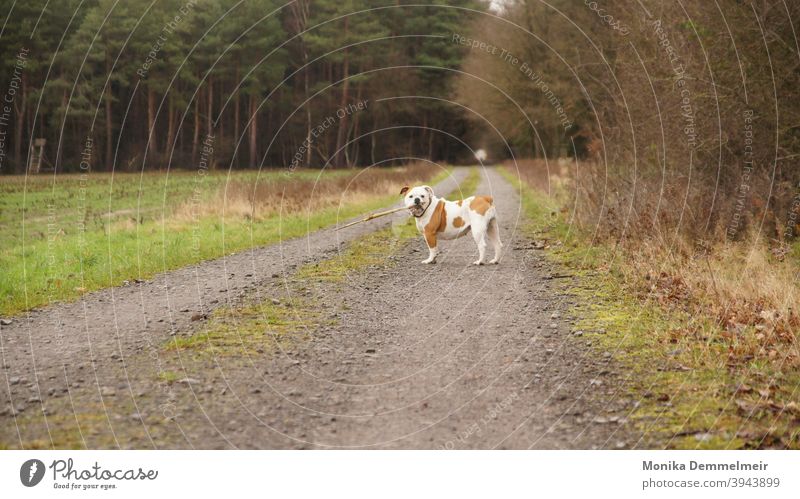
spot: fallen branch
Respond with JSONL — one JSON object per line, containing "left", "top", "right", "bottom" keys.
{"left": 334, "top": 206, "right": 409, "bottom": 231}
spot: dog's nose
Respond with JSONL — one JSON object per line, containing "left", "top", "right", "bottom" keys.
{"left": 414, "top": 197, "right": 421, "bottom": 205}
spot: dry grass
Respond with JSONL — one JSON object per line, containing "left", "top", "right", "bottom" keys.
{"left": 626, "top": 239, "right": 800, "bottom": 368}
{"left": 174, "top": 164, "right": 438, "bottom": 222}
{"left": 505, "top": 158, "right": 569, "bottom": 195}
{"left": 510, "top": 158, "right": 800, "bottom": 368}
{"left": 506, "top": 159, "right": 800, "bottom": 448}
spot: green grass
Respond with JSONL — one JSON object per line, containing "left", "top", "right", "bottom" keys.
{"left": 296, "top": 224, "right": 414, "bottom": 282}
{"left": 501, "top": 166, "right": 800, "bottom": 449}
{"left": 157, "top": 370, "right": 181, "bottom": 383}
{"left": 0, "top": 169, "right": 340, "bottom": 240}
{"left": 167, "top": 297, "right": 324, "bottom": 356}
{"left": 6, "top": 404, "right": 126, "bottom": 449}
{"left": 0, "top": 168, "right": 440, "bottom": 316}
{"left": 450, "top": 166, "right": 481, "bottom": 199}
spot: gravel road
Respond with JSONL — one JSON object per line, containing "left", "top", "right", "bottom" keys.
{"left": 1, "top": 167, "right": 637, "bottom": 449}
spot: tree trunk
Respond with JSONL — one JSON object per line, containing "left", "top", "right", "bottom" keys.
{"left": 56, "top": 88, "right": 67, "bottom": 170}
{"left": 192, "top": 91, "right": 200, "bottom": 164}
{"left": 13, "top": 75, "right": 26, "bottom": 173}
{"left": 371, "top": 112, "right": 378, "bottom": 165}
{"left": 290, "top": 0, "right": 312, "bottom": 166}
{"left": 424, "top": 113, "right": 433, "bottom": 159}
{"left": 552, "top": 126, "right": 560, "bottom": 157}
{"left": 249, "top": 94, "right": 257, "bottom": 167}
{"left": 304, "top": 62, "right": 311, "bottom": 166}
{"left": 166, "top": 94, "right": 176, "bottom": 163}
{"left": 206, "top": 80, "right": 213, "bottom": 138}
{"left": 333, "top": 18, "right": 350, "bottom": 167}
{"left": 147, "top": 87, "right": 157, "bottom": 164}
{"left": 105, "top": 57, "right": 113, "bottom": 171}
{"left": 428, "top": 123, "right": 434, "bottom": 159}
{"left": 234, "top": 63, "right": 240, "bottom": 166}
{"left": 347, "top": 82, "right": 364, "bottom": 166}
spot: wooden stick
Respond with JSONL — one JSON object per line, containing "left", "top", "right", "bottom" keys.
{"left": 335, "top": 206, "right": 409, "bottom": 231}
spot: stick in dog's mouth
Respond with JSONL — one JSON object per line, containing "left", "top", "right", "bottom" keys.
{"left": 408, "top": 205, "right": 424, "bottom": 217}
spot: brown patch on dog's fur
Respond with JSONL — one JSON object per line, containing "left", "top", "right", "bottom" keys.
{"left": 456, "top": 199, "right": 463, "bottom": 206}
{"left": 469, "top": 195, "right": 493, "bottom": 215}
{"left": 423, "top": 200, "right": 447, "bottom": 248}
{"left": 424, "top": 232, "right": 437, "bottom": 249}
{"left": 400, "top": 186, "right": 410, "bottom": 196}
{"left": 453, "top": 216, "right": 465, "bottom": 228}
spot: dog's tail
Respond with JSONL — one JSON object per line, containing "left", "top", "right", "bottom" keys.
{"left": 487, "top": 214, "right": 502, "bottom": 252}
{"left": 487, "top": 215, "right": 499, "bottom": 234}
{"left": 484, "top": 196, "right": 497, "bottom": 219}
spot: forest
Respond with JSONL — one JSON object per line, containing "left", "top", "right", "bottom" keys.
{"left": 1, "top": 0, "right": 799, "bottom": 241}
{"left": 0, "top": 0, "right": 484, "bottom": 173}
{"left": 457, "top": 0, "right": 800, "bottom": 243}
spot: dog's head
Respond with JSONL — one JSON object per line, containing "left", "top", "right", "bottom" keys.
{"left": 400, "top": 185, "right": 434, "bottom": 217}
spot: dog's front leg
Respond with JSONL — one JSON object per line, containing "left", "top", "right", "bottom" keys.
{"left": 422, "top": 232, "right": 438, "bottom": 264}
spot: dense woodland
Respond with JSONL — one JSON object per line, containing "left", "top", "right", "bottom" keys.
{"left": 1, "top": 0, "right": 799, "bottom": 242}
{"left": 0, "top": 0, "right": 484, "bottom": 173}
{"left": 455, "top": 0, "right": 800, "bottom": 241}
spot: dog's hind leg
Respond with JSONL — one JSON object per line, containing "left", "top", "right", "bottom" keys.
{"left": 471, "top": 220, "right": 488, "bottom": 265}
{"left": 487, "top": 217, "right": 503, "bottom": 264}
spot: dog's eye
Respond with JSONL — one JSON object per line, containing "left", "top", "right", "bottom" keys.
{"left": 421, "top": 195, "right": 425, "bottom": 198}
{"left": 408, "top": 195, "right": 412, "bottom": 198}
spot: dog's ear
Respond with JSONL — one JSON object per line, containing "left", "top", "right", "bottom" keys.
{"left": 424, "top": 185, "right": 434, "bottom": 198}
{"left": 400, "top": 186, "right": 410, "bottom": 196}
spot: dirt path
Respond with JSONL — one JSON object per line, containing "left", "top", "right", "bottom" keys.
{"left": 1, "top": 167, "right": 637, "bottom": 449}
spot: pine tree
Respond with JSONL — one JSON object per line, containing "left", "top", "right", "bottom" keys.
{"left": 306, "top": 0, "right": 389, "bottom": 166}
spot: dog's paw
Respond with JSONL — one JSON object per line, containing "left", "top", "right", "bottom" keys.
{"left": 421, "top": 259, "right": 436, "bottom": 264}
{"left": 489, "top": 258, "right": 500, "bottom": 265}
{"left": 472, "top": 260, "right": 484, "bottom": 266}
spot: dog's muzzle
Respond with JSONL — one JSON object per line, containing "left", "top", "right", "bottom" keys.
{"left": 409, "top": 205, "right": 424, "bottom": 217}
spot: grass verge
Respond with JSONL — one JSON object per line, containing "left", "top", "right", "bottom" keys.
{"left": 501, "top": 166, "right": 800, "bottom": 449}
{"left": 0, "top": 165, "right": 443, "bottom": 315}
{"left": 166, "top": 297, "right": 324, "bottom": 356}
{"left": 4, "top": 404, "right": 131, "bottom": 450}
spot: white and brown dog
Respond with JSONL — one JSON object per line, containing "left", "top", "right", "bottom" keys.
{"left": 401, "top": 185, "right": 502, "bottom": 265}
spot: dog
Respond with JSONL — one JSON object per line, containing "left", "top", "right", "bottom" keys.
{"left": 400, "top": 185, "right": 502, "bottom": 265}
